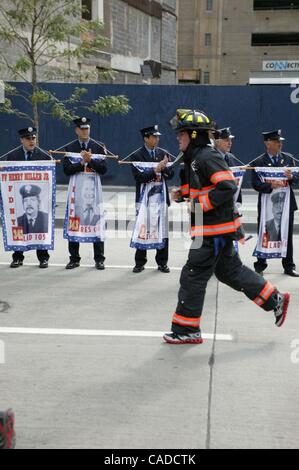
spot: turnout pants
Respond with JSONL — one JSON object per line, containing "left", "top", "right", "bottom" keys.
{"left": 172, "top": 237, "right": 277, "bottom": 334}
{"left": 69, "top": 241, "right": 105, "bottom": 263}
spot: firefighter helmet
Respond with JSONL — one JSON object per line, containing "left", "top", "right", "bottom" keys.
{"left": 173, "top": 110, "right": 215, "bottom": 133}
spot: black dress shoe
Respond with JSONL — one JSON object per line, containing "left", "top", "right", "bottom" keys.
{"left": 158, "top": 265, "right": 170, "bottom": 273}
{"left": 95, "top": 262, "right": 105, "bottom": 270}
{"left": 284, "top": 269, "right": 299, "bottom": 277}
{"left": 65, "top": 261, "right": 80, "bottom": 270}
{"left": 39, "top": 260, "right": 49, "bottom": 269}
{"left": 10, "top": 260, "right": 23, "bottom": 268}
{"left": 133, "top": 266, "right": 145, "bottom": 273}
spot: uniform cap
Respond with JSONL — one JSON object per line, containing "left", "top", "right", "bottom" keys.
{"left": 263, "top": 130, "right": 285, "bottom": 142}
{"left": 73, "top": 117, "right": 91, "bottom": 129}
{"left": 214, "top": 127, "right": 235, "bottom": 140}
{"left": 18, "top": 127, "right": 37, "bottom": 138}
{"left": 19, "top": 184, "right": 41, "bottom": 199}
{"left": 140, "top": 125, "right": 161, "bottom": 138}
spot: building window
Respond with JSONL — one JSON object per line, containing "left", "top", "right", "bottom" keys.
{"left": 205, "top": 33, "right": 212, "bottom": 46}
{"left": 82, "top": 0, "right": 92, "bottom": 21}
{"left": 254, "top": 0, "right": 299, "bottom": 10}
{"left": 252, "top": 33, "right": 299, "bottom": 46}
{"left": 206, "top": 0, "right": 213, "bottom": 11}
{"left": 203, "top": 72, "right": 210, "bottom": 84}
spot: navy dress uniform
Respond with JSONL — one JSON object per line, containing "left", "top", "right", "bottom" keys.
{"left": 251, "top": 130, "right": 299, "bottom": 276}
{"left": 163, "top": 111, "right": 290, "bottom": 345}
{"left": 4, "top": 127, "right": 51, "bottom": 268}
{"left": 130, "top": 125, "right": 174, "bottom": 273}
{"left": 63, "top": 117, "right": 107, "bottom": 270}
{"left": 214, "top": 127, "right": 242, "bottom": 204}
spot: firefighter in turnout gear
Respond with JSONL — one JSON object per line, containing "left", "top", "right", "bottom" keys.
{"left": 163, "top": 110, "right": 290, "bottom": 345}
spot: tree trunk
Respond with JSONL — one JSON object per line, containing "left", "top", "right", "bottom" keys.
{"left": 31, "top": 64, "right": 40, "bottom": 146}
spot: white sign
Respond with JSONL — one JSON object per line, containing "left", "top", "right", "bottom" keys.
{"left": 263, "top": 60, "right": 299, "bottom": 72}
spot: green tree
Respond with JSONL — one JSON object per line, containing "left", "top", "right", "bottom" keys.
{"left": 0, "top": 0, "right": 131, "bottom": 140}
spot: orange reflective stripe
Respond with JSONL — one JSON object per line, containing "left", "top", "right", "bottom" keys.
{"left": 190, "top": 188, "right": 200, "bottom": 199}
{"left": 198, "top": 193, "right": 214, "bottom": 212}
{"left": 254, "top": 281, "right": 275, "bottom": 306}
{"left": 198, "top": 185, "right": 215, "bottom": 195}
{"left": 210, "top": 171, "right": 235, "bottom": 185}
{"left": 190, "top": 185, "right": 215, "bottom": 200}
{"left": 172, "top": 313, "right": 201, "bottom": 328}
{"left": 180, "top": 184, "right": 189, "bottom": 196}
{"left": 191, "top": 217, "right": 242, "bottom": 237}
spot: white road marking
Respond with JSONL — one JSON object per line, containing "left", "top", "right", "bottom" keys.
{"left": 0, "top": 327, "right": 233, "bottom": 342}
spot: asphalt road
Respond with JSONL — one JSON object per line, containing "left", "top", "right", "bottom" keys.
{"left": 0, "top": 230, "right": 298, "bottom": 449}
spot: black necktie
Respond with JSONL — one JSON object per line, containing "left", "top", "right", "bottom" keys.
{"left": 224, "top": 154, "right": 230, "bottom": 165}
{"left": 26, "top": 151, "right": 32, "bottom": 161}
{"left": 81, "top": 142, "right": 86, "bottom": 151}
{"left": 84, "top": 208, "right": 92, "bottom": 226}
{"left": 151, "top": 150, "right": 155, "bottom": 160}
{"left": 28, "top": 219, "right": 34, "bottom": 232}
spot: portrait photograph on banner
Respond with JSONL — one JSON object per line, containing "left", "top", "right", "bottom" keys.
{"left": 64, "top": 171, "right": 105, "bottom": 243}
{"left": 130, "top": 162, "right": 169, "bottom": 251}
{"left": 253, "top": 167, "right": 291, "bottom": 259}
{"left": 0, "top": 161, "right": 56, "bottom": 252}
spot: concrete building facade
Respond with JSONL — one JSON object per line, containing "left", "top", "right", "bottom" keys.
{"left": 178, "top": 0, "right": 299, "bottom": 85}
{"left": 102, "top": 0, "right": 178, "bottom": 84}
{"left": 0, "top": 0, "right": 178, "bottom": 85}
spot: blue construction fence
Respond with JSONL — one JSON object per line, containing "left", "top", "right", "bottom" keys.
{"left": 0, "top": 83, "right": 299, "bottom": 186}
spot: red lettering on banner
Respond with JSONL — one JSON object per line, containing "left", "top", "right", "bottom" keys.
{"left": 12, "top": 227, "right": 24, "bottom": 241}
{"left": 43, "top": 173, "right": 49, "bottom": 181}
{"left": 24, "top": 173, "right": 42, "bottom": 181}
{"left": 8, "top": 186, "right": 13, "bottom": 192}
{"left": 69, "top": 217, "right": 80, "bottom": 232}
{"left": 1, "top": 174, "right": 7, "bottom": 182}
{"left": 9, "top": 197, "right": 14, "bottom": 204}
{"left": 9, "top": 208, "right": 15, "bottom": 215}
{"left": 72, "top": 186, "right": 76, "bottom": 192}
{"left": 9, "top": 174, "right": 23, "bottom": 181}
{"left": 71, "top": 198, "right": 75, "bottom": 204}
{"left": 70, "top": 209, "right": 74, "bottom": 215}
{"left": 11, "top": 219, "right": 16, "bottom": 226}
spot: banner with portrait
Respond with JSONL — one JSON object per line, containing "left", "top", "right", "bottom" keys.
{"left": 64, "top": 155, "right": 105, "bottom": 243}
{"left": 253, "top": 167, "right": 294, "bottom": 259}
{"left": 0, "top": 161, "right": 56, "bottom": 251}
{"left": 231, "top": 167, "right": 246, "bottom": 205}
{"left": 130, "top": 162, "right": 170, "bottom": 250}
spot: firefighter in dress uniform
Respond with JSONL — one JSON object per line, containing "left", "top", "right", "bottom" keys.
{"left": 63, "top": 117, "right": 107, "bottom": 270}
{"left": 130, "top": 125, "right": 174, "bottom": 273}
{"left": 4, "top": 127, "right": 52, "bottom": 269}
{"left": 251, "top": 130, "right": 299, "bottom": 277}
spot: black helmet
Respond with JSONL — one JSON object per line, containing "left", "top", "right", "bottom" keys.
{"left": 169, "top": 109, "right": 192, "bottom": 129}
{"left": 173, "top": 110, "right": 215, "bottom": 134}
